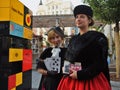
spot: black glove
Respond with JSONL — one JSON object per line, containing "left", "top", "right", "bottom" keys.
{"left": 47, "top": 71, "right": 58, "bottom": 77}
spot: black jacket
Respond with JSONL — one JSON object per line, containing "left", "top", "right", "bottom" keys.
{"left": 65, "top": 31, "right": 110, "bottom": 83}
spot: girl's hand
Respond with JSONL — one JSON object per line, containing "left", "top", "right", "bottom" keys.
{"left": 69, "top": 69, "right": 78, "bottom": 79}
{"left": 37, "top": 69, "right": 47, "bottom": 75}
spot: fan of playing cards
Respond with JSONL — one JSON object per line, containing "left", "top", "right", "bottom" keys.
{"left": 44, "top": 48, "right": 61, "bottom": 73}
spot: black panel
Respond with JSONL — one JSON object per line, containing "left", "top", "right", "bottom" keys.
{"left": 0, "top": 73, "right": 8, "bottom": 90}
{"left": 16, "top": 84, "right": 23, "bottom": 90}
{"left": 0, "top": 61, "right": 22, "bottom": 75}
{"left": 0, "top": 21, "right": 10, "bottom": 36}
{"left": 0, "top": 36, "right": 31, "bottom": 50}
{"left": 22, "top": 70, "right": 32, "bottom": 90}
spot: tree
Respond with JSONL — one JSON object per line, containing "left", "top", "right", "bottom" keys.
{"left": 84, "top": 0, "right": 120, "bottom": 78}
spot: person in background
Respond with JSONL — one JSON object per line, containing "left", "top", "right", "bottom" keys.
{"left": 36, "top": 26, "right": 67, "bottom": 90}
{"left": 57, "top": 5, "right": 111, "bottom": 90}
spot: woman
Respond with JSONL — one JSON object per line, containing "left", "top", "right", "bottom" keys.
{"left": 57, "top": 5, "right": 111, "bottom": 90}
{"left": 36, "top": 26, "right": 67, "bottom": 90}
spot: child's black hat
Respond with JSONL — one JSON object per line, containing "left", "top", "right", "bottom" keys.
{"left": 48, "top": 26, "right": 65, "bottom": 38}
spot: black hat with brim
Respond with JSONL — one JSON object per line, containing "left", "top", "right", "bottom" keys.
{"left": 48, "top": 26, "right": 65, "bottom": 38}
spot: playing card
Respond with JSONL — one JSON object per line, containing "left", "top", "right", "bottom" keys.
{"left": 63, "top": 61, "right": 71, "bottom": 74}
{"left": 44, "top": 57, "right": 61, "bottom": 73}
{"left": 63, "top": 61, "right": 82, "bottom": 74}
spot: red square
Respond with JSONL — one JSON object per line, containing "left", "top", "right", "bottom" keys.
{"left": 22, "top": 49, "right": 32, "bottom": 71}
{"left": 8, "top": 74, "right": 16, "bottom": 90}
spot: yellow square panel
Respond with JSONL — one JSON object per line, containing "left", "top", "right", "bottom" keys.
{"left": 11, "top": 88, "right": 16, "bottom": 90}
{"left": 16, "top": 72, "right": 23, "bottom": 86}
{"left": 9, "top": 48, "right": 23, "bottom": 62}
{"left": 23, "top": 27, "right": 33, "bottom": 40}
{"left": 0, "top": 0, "right": 24, "bottom": 26}
{"left": 0, "top": 8, "right": 10, "bottom": 21}
{"left": 0, "top": 0, "right": 11, "bottom": 7}
{"left": 10, "top": 0, "right": 24, "bottom": 26}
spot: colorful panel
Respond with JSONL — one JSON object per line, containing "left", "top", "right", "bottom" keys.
{"left": 0, "top": 0, "right": 33, "bottom": 90}
{"left": 10, "top": 21, "right": 23, "bottom": 38}
{"left": 23, "top": 27, "right": 33, "bottom": 40}
{"left": 8, "top": 74, "right": 16, "bottom": 90}
{"left": 23, "top": 49, "right": 32, "bottom": 71}
{"left": 24, "top": 6, "right": 32, "bottom": 29}
{"left": 9, "top": 48, "right": 23, "bottom": 62}
{"left": 16, "top": 72, "right": 22, "bottom": 86}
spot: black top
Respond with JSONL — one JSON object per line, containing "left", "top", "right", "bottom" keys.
{"left": 37, "top": 47, "right": 67, "bottom": 90}
{"left": 65, "top": 31, "right": 110, "bottom": 83}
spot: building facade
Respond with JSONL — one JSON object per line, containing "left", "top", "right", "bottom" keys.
{"left": 36, "top": 0, "right": 75, "bottom": 36}
{"left": 36, "top": 0, "right": 73, "bottom": 15}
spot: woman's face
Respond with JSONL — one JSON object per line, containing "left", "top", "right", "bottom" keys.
{"left": 75, "top": 14, "right": 90, "bottom": 29}
{"left": 49, "top": 33, "right": 63, "bottom": 47}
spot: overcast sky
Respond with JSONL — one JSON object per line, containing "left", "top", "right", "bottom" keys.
{"left": 19, "top": 0, "right": 83, "bottom": 15}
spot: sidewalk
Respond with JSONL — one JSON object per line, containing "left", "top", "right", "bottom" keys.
{"left": 32, "top": 63, "right": 41, "bottom": 90}
{"left": 111, "top": 81, "right": 120, "bottom": 90}
{"left": 32, "top": 70, "right": 42, "bottom": 90}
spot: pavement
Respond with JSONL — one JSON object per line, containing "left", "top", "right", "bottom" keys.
{"left": 111, "top": 81, "right": 120, "bottom": 90}
{"left": 31, "top": 64, "right": 120, "bottom": 90}
{"left": 31, "top": 63, "right": 42, "bottom": 90}
{"left": 32, "top": 70, "right": 42, "bottom": 90}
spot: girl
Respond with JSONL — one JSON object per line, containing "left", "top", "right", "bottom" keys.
{"left": 37, "top": 26, "right": 66, "bottom": 90}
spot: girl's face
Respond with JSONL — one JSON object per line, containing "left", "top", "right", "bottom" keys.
{"left": 75, "top": 14, "right": 90, "bottom": 29}
{"left": 49, "top": 33, "right": 63, "bottom": 47}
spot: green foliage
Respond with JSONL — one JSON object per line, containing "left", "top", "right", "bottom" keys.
{"left": 84, "top": 0, "right": 120, "bottom": 23}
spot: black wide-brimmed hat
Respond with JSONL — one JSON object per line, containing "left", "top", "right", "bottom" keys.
{"left": 48, "top": 26, "right": 65, "bottom": 38}
{"left": 73, "top": 5, "right": 93, "bottom": 18}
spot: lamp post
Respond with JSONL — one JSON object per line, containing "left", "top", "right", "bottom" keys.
{"left": 56, "top": 18, "right": 59, "bottom": 27}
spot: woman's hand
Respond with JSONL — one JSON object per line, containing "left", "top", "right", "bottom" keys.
{"left": 69, "top": 69, "right": 78, "bottom": 79}
{"left": 37, "top": 69, "right": 47, "bottom": 75}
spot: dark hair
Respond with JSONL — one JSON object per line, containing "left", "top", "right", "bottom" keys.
{"left": 88, "top": 16, "right": 94, "bottom": 26}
